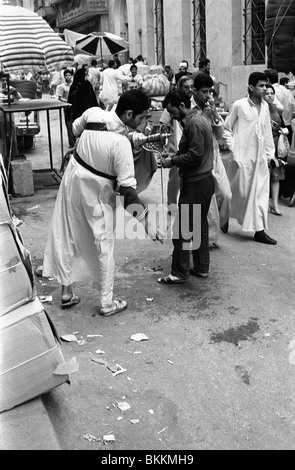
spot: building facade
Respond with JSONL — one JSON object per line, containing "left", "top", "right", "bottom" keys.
{"left": 28, "top": 0, "right": 268, "bottom": 104}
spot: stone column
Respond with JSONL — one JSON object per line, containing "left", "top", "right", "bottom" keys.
{"left": 163, "top": 0, "right": 193, "bottom": 71}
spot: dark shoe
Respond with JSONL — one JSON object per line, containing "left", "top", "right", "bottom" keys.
{"left": 190, "top": 269, "right": 209, "bottom": 278}
{"left": 254, "top": 232, "right": 277, "bottom": 245}
{"left": 221, "top": 220, "right": 229, "bottom": 234}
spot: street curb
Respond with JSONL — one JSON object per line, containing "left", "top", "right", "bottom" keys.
{"left": 0, "top": 397, "right": 61, "bottom": 450}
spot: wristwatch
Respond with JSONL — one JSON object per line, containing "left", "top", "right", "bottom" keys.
{"left": 213, "top": 116, "right": 220, "bottom": 125}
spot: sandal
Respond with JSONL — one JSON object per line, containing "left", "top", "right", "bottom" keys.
{"left": 100, "top": 300, "right": 128, "bottom": 317}
{"left": 269, "top": 207, "right": 282, "bottom": 216}
{"left": 61, "top": 293, "right": 81, "bottom": 309}
{"left": 158, "top": 275, "right": 187, "bottom": 285}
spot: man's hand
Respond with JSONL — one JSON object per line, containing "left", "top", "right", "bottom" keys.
{"left": 161, "top": 154, "right": 174, "bottom": 169}
{"left": 204, "top": 98, "right": 219, "bottom": 123}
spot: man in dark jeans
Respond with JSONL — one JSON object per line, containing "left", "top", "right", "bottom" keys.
{"left": 158, "top": 89, "right": 215, "bottom": 284}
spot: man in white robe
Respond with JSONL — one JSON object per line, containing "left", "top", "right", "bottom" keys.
{"left": 99, "top": 59, "right": 126, "bottom": 111}
{"left": 223, "top": 72, "right": 277, "bottom": 245}
{"left": 43, "top": 90, "right": 164, "bottom": 316}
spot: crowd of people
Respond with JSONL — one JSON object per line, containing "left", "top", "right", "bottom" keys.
{"left": 3, "top": 54, "right": 294, "bottom": 315}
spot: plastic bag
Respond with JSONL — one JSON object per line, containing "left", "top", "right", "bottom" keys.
{"left": 277, "top": 133, "right": 290, "bottom": 159}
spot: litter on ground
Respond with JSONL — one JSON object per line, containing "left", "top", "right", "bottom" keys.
{"left": 39, "top": 295, "right": 53, "bottom": 304}
{"left": 130, "top": 333, "right": 149, "bottom": 342}
{"left": 61, "top": 334, "right": 78, "bottom": 342}
{"left": 113, "top": 364, "right": 127, "bottom": 377}
{"left": 27, "top": 205, "right": 40, "bottom": 211}
{"left": 91, "top": 357, "right": 124, "bottom": 375}
{"left": 157, "top": 427, "right": 167, "bottom": 434}
{"left": 117, "top": 402, "right": 131, "bottom": 411}
{"left": 87, "top": 334, "right": 103, "bottom": 338}
{"left": 53, "top": 357, "right": 79, "bottom": 375}
{"left": 95, "top": 349, "right": 105, "bottom": 355}
{"left": 84, "top": 434, "right": 101, "bottom": 443}
{"left": 103, "top": 434, "right": 115, "bottom": 443}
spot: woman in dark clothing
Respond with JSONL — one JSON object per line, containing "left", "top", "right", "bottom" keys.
{"left": 67, "top": 68, "right": 99, "bottom": 122}
{"left": 264, "top": 83, "right": 287, "bottom": 215}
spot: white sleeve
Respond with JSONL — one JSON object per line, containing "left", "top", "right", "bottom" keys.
{"left": 223, "top": 102, "right": 239, "bottom": 151}
{"left": 159, "top": 108, "right": 171, "bottom": 126}
{"left": 113, "top": 137, "right": 137, "bottom": 189}
{"left": 72, "top": 112, "right": 88, "bottom": 138}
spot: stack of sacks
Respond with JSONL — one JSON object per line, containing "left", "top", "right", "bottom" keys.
{"left": 142, "top": 65, "right": 170, "bottom": 97}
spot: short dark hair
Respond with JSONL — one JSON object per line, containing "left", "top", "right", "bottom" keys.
{"left": 263, "top": 68, "right": 278, "bottom": 84}
{"left": 194, "top": 73, "right": 214, "bottom": 90}
{"left": 64, "top": 68, "right": 73, "bottom": 76}
{"left": 130, "top": 64, "right": 137, "bottom": 72}
{"left": 91, "top": 59, "right": 97, "bottom": 66}
{"left": 108, "top": 59, "right": 115, "bottom": 68}
{"left": 280, "top": 77, "right": 289, "bottom": 86}
{"left": 0, "top": 72, "right": 8, "bottom": 80}
{"left": 199, "top": 57, "right": 210, "bottom": 68}
{"left": 116, "top": 89, "right": 150, "bottom": 116}
{"left": 163, "top": 89, "right": 191, "bottom": 110}
{"left": 249, "top": 72, "right": 268, "bottom": 87}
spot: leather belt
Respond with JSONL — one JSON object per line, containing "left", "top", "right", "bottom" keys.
{"left": 73, "top": 151, "right": 116, "bottom": 181}
{"left": 85, "top": 122, "right": 108, "bottom": 131}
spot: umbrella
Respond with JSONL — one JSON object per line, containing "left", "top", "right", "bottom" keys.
{"left": 75, "top": 32, "right": 128, "bottom": 64}
{"left": 0, "top": 3, "right": 74, "bottom": 73}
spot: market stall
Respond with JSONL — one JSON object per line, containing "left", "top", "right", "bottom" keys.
{"left": 0, "top": 99, "right": 71, "bottom": 184}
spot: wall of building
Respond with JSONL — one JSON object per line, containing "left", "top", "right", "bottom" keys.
{"left": 124, "top": 0, "right": 266, "bottom": 104}
{"left": 206, "top": 0, "right": 266, "bottom": 105}
{"left": 162, "top": 0, "right": 192, "bottom": 70}
{"left": 32, "top": 0, "right": 268, "bottom": 104}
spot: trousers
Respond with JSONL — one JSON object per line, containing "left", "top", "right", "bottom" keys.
{"left": 171, "top": 175, "right": 215, "bottom": 279}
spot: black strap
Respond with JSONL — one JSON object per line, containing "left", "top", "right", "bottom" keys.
{"left": 85, "top": 122, "right": 108, "bottom": 131}
{"left": 73, "top": 151, "right": 116, "bottom": 181}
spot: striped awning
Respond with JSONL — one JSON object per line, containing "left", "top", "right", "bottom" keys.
{"left": 0, "top": 4, "right": 74, "bottom": 73}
